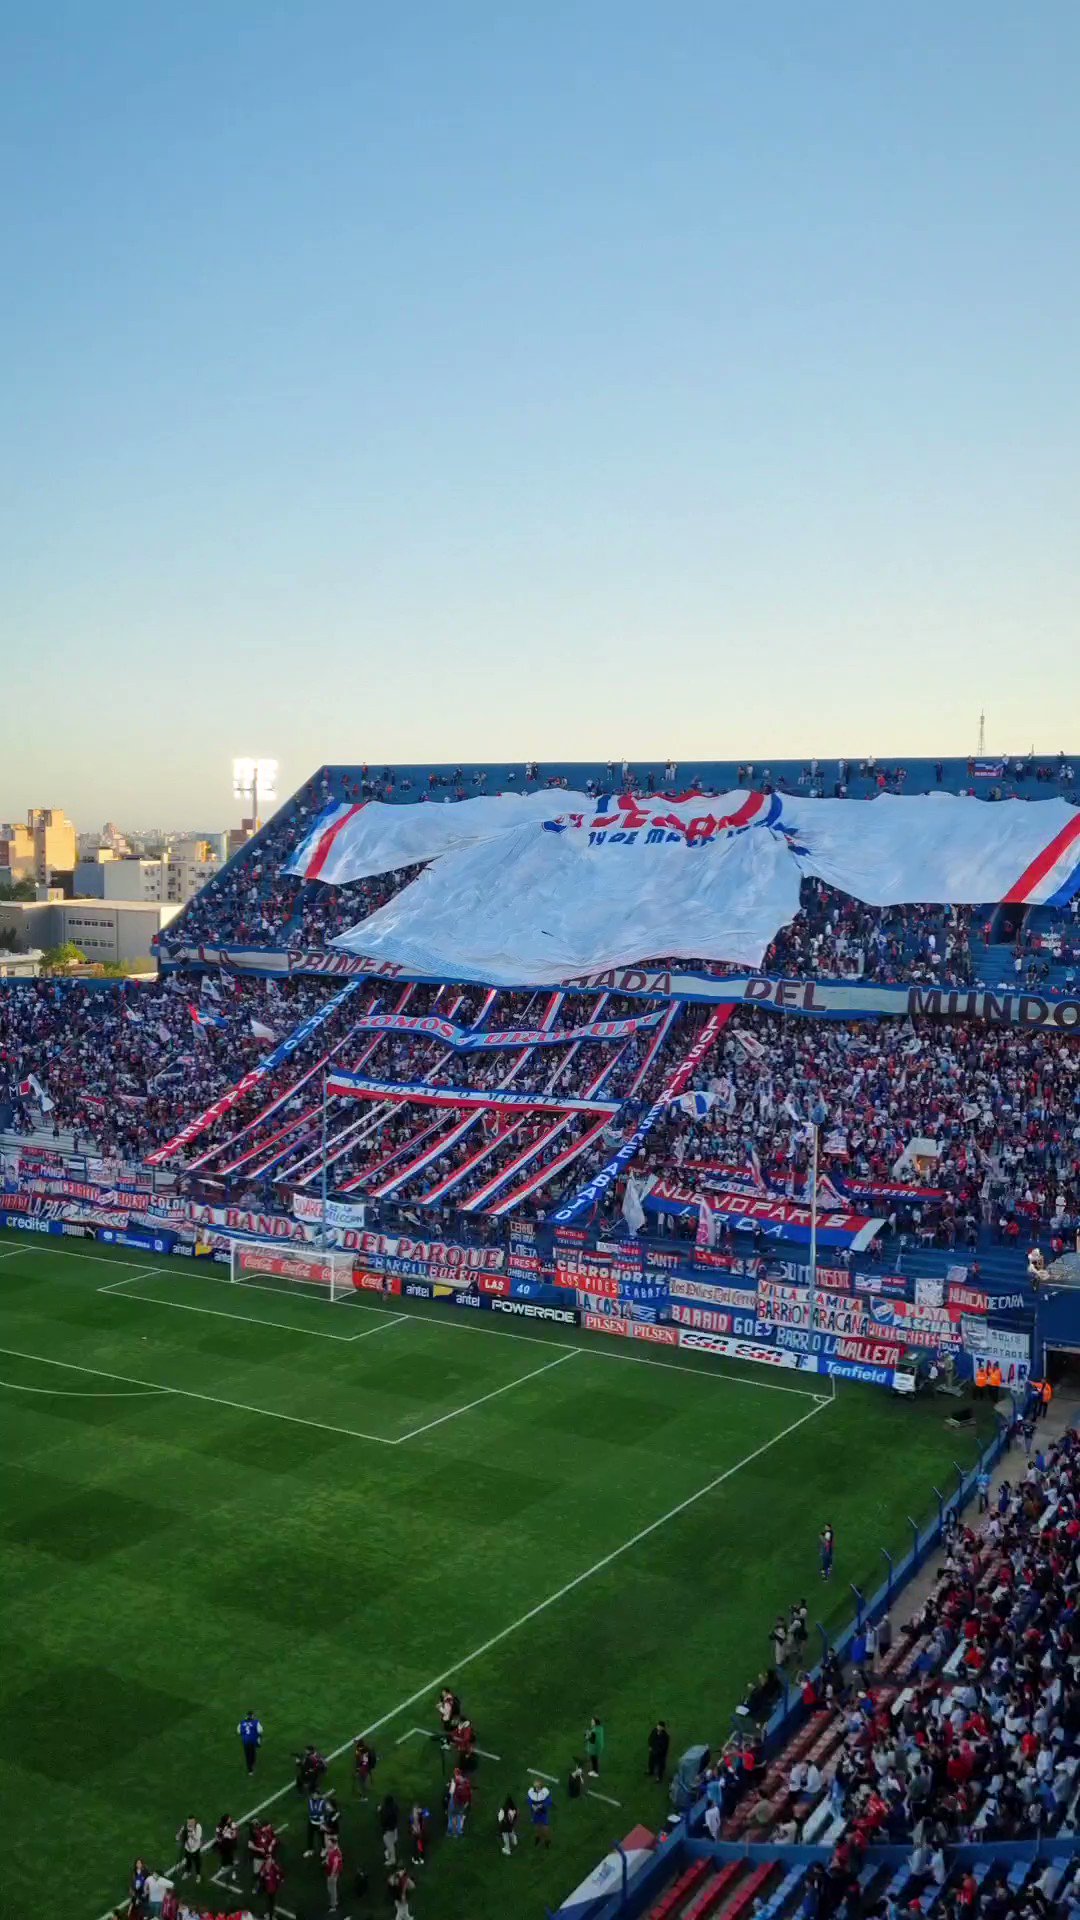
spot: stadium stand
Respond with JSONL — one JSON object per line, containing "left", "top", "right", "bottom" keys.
{"left": 3, "top": 755, "right": 1080, "bottom": 1920}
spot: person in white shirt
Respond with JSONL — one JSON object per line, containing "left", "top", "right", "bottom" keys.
{"left": 177, "top": 1817, "right": 203, "bottom": 1879}
{"left": 704, "top": 1800, "right": 722, "bottom": 1842}
{"left": 804, "top": 1759, "right": 823, "bottom": 1795}
{"left": 144, "top": 1870, "right": 173, "bottom": 1915}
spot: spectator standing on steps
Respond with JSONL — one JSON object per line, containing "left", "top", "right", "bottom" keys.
{"left": 647, "top": 1719, "right": 670, "bottom": 1782}
{"left": 237, "top": 1710, "right": 262, "bottom": 1775}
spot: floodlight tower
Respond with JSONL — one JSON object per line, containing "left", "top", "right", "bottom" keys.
{"left": 232, "top": 757, "right": 279, "bottom": 832}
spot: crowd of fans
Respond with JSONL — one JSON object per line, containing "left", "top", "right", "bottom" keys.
{"left": 584, "top": 1008, "right": 1080, "bottom": 1251}
{"left": 767, "top": 1422, "right": 1080, "bottom": 1862}
{"left": 157, "top": 758, "right": 1080, "bottom": 968}
{"left": 713, "top": 887, "right": 976, "bottom": 988}
{"left": 0, "top": 975, "right": 346, "bottom": 1162}
{"left": 3, "top": 965, "right": 1079, "bottom": 1250}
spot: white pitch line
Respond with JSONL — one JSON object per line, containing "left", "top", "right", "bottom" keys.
{"left": 527, "top": 1767, "right": 559, "bottom": 1783}
{"left": 2, "top": 1236, "right": 823, "bottom": 1398}
{"left": 588, "top": 1788, "right": 622, "bottom": 1807}
{"left": 394, "top": 1349, "right": 579, "bottom": 1441}
{"left": 90, "top": 1392, "right": 827, "bottom": 1920}
{"left": 0, "top": 1379, "right": 165, "bottom": 1398}
{"left": 396, "top": 1724, "right": 502, "bottom": 1761}
{"left": 0, "top": 1345, "right": 396, "bottom": 1446}
{"left": 97, "top": 1272, "right": 411, "bottom": 1348}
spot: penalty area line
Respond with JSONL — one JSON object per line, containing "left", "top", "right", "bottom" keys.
{"left": 97, "top": 1271, "right": 411, "bottom": 1347}
{"left": 0, "top": 1345, "right": 397, "bottom": 1447}
{"left": 1, "top": 1233, "right": 822, "bottom": 1400}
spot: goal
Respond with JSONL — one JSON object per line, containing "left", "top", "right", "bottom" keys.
{"left": 229, "top": 1239, "right": 357, "bottom": 1301}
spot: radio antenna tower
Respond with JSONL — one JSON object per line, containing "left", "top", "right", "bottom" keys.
{"left": 977, "top": 710, "right": 986, "bottom": 755}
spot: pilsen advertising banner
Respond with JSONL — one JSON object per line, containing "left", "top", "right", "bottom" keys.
{"left": 166, "top": 943, "right": 1080, "bottom": 1032}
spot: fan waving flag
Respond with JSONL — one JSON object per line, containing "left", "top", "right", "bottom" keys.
{"left": 190, "top": 1003, "right": 227, "bottom": 1030}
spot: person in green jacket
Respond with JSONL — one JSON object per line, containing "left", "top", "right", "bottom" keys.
{"left": 585, "top": 1715, "right": 605, "bottom": 1778}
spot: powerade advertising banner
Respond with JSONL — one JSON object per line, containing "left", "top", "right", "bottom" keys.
{"left": 644, "top": 1177, "right": 884, "bottom": 1251}
{"left": 145, "top": 980, "right": 362, "bottom": 1165}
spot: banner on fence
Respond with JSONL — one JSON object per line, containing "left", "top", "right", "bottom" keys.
{"left": 644, "top": 1178, "right": 884, "bottom": 1251}
{"left": 336, "top": 1010, "right": 664, "bottom": 1051}
{"left": 291, "top": 1193, "right": 367, "bottom": 1229}
{"left": 325, "top": 1073, "right": 620, "bottom": 1115}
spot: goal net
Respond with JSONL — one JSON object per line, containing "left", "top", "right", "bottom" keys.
{"left": 229, "top": 1240, "right": 357, "bottom": 1302}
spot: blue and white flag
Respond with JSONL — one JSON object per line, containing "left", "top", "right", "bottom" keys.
{"left": 673, "top": 1090, "right": 716, "bottom": 1118}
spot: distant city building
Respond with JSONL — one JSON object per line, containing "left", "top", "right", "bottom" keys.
{"left": 0, "top": 897, "right": 179, "bottom": 966}
{"left": 74, "top": 839, "right": 220, "bottom": 908}
{"left": 227, "top": 819, "right": 259, "bottom": 860}
{"left": 0, "top": 808, "right": 77, "bottom": 886}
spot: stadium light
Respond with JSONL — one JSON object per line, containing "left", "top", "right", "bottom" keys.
{"left": 232, "top": 757, "right": 279, "bottom": 824}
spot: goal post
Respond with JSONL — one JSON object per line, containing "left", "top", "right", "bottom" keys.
{"left": 229, "top": 1240, "right": 356, "bottom": 1302}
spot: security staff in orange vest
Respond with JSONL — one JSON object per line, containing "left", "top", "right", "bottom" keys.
{"left": 988, "top": 1362, "right": 1003, "bottom": 1395}
{"left": 974, "top": 1363, "right": 988, "bottom": 1399}
{"left": 1039, "top": 1378, "right": 1053, "bottom": 1419}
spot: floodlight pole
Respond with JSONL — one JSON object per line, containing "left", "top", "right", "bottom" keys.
{"left": 320, "top": 1067, "right": 329, "bottom": 1255}
{"left": 808, "top": 1099, "right": 833, "bottom": 1400}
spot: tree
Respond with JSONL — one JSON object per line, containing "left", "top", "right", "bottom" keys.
{"left": 39, "top": 942, "right": 87, "bottom": 973}
{"left": 0, "top": 878, "right": 35, "bottom": 901}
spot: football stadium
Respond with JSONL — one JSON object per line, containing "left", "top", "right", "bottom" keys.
{"left": 3, "top": 753, "right": 1080, "bottom": 1920}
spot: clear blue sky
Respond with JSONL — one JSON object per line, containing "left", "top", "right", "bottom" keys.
{"left": 4, "top": 1, "right": 1078, "bottom": 826}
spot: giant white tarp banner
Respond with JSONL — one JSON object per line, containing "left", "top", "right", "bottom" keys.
{"left": 288, "top": 790, "right": 569, "bottom": 885}
{"left": 316, "top": 790, "right": 1080, "bottom": 987}
{"left": 785, "top": 793, "right": 1080, "bottom": 908}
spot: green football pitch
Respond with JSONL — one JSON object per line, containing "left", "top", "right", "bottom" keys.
{"left": 0, "top": 1230, "right": 991, "bottom": 1920}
